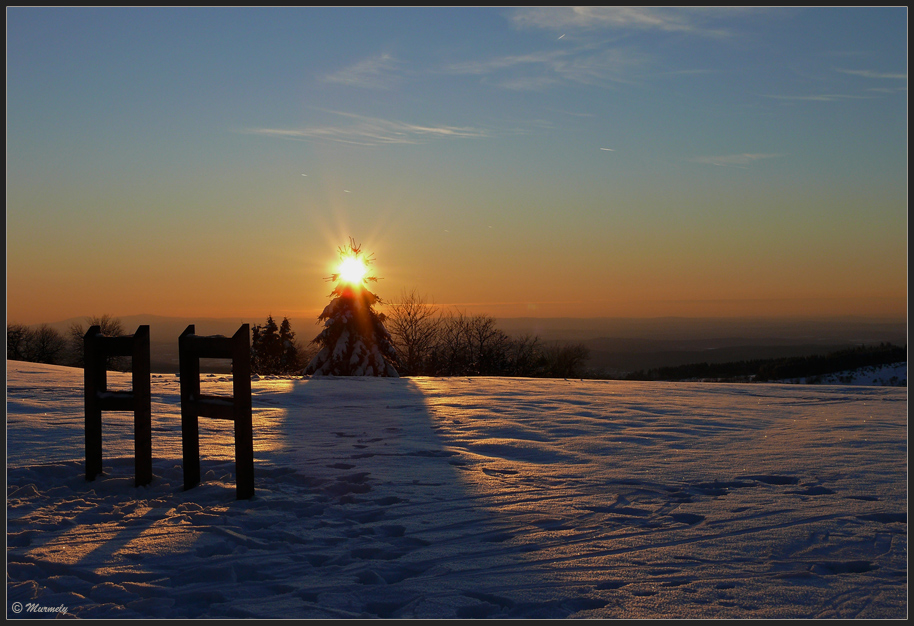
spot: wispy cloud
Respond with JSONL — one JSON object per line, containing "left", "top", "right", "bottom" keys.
{"left": 446, "top": 49, "right": 568, "bottom": 76}
{"left": 321, "top": 54, "right": 404, "bottom": 89}
{"left": 835, "top": 68, "right": 907, "bottom": 81}
{"left": 244, "top": 111, "right": 488, "bottom": 147}
{"left": 447, "top": 8, "right": 748, "bottom": 92}
{"left": 445, "top": 46, "right": 651, "bottom": 90}
{"left": 764, "top": 67, "right": 906, "bottom": 102}
{"left": 691, "top": 153, "right": 783, "bottom": 167}
{"left": 508, "top": 7, "right": 740, "bottom": 38}
{"left": 497, "top": 75, "right": 562, "bottom": 91}
{"left": 866, "top": 87, "right": 906, "bottom": 94}
{"left": 763, "top": 93, "right": 875, "bottom": 102}
{"left": 321, "top": 46, "right": 654, "bottom": 93}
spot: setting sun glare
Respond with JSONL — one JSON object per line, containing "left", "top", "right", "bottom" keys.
{"left": 337, "top": 255, "right": 369, "bottom": 286}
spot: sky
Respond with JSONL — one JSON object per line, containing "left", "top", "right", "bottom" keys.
{"left": 6, "top": 7, "right": 908, "bottom": 325}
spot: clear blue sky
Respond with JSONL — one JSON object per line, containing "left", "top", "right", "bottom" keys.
{"left": 6, "top": 7, "right": 907, "bottom": 323}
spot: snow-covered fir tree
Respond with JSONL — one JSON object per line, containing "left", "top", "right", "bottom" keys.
{"left": 304, "top": 239, "right": 400, "bottom": 377}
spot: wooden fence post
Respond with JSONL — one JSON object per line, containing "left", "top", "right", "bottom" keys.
{"left": 231, "top": 325, "right": 254, "bottom": 500}
{"left": 83, "top": 325, "right": 152, "bottom": 486}
{"left": 84, "top": 326, "right": 104, "bottom": 482}
{"left": 179, "top": 325, "right": 201, "bottom": 492}
{"left": 179, "top": 324, "right": 254, "bottom": 499}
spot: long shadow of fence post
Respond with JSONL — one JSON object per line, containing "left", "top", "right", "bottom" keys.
{"left": 84, "top": 324, "right": 152, "bottom": 486}
{"left": 178, "top": 324, "right": 254, "bottom": 499}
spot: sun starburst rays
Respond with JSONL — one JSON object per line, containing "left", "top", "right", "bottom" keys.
{"left": 328, "top": 238, "right": 377, "bottom": 291}
{"left": 338, "top": 255, "right": 369, "bottom": 285}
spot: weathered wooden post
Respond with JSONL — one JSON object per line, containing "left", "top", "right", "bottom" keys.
{"left": 83, "top": 325, "right": 152, "bottom": 486}
{"left": 178, "top": 324, "right": 254, "bottom": 499}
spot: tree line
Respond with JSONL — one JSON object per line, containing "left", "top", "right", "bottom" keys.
{"left": 7, "top": 314, "right": 127, "bottom": 369}
{"left": 623, "top": 343, "right": 907, "bottom": 383}
{"left": 383, "top": 289, "right": 590, "bottom": 378}
{"left": 9, "top": 299, "right": 591, "bottom": 380}
{"left": 250, "top": 315, "right": 311, "bottom": 375}
{"left": 13, "top": 309, "right": 901, "bottom": 383}
{"left": 6, "top": 314, "right": 312, "bottom": 375}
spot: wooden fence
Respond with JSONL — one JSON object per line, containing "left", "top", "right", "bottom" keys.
{"left": 84, "top": 325, "right": 152, "bottom": 486}
{"left": 179, "top": 324, "right": 254, "bottom": 499}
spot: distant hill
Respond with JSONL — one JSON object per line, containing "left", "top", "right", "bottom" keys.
{"left": 495, "top": 315, "right": 906, "bottom": 344}
{"left": 496, "top": 316, "right": 906, "bottom": 377}
{"left": 623, "top": 343, "right": 907, "bottom": 384}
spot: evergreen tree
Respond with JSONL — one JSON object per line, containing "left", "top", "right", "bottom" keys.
{"left": 251, "top": 315, "right": 282, "bottom": 374}
{"left": 279, "top": 317, "right": 299, "bottom": 372}
{"left": 304, "top": 239, "right": 399, "bottom": 377}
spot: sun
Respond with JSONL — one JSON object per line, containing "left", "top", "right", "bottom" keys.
{"left": 329, "top": 238, "right": 376, "bottom": 289}
{"left": 338, "top": 255, "right": 368, "bottom": 285}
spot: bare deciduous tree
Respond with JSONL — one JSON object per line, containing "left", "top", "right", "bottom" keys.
{"left": 507, "top": 334, "right": 542, "bottom": 377}
{"left": 429, "top": 310, "right": 513, "bottom": 376}
{"left": 30, "top": 324, "right": 68, "bottom": 364}
{"left": 67, "top": 314, "right": 126, "bottom": 369}
{"left": 382, "top": 289, "right": 591, "bottom": 378}
{"left": 7, "top": 323, "right": 30, "bottom": 361}
{"left": 385, "top": 288, "right": 442, "bottom": 376}
{"left": 541, "top": 343, "right": 591, "bottom": 378}
{"left": 7, "top": 323, "right": 67, "bottom": 365}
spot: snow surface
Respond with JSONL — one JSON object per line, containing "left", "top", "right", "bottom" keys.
{"left": 6, "top": 361, "right": 908, "bottom": 619}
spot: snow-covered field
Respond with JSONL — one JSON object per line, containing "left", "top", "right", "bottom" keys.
{"left": 6, "top": 361, "right": 908, "bottom": 619}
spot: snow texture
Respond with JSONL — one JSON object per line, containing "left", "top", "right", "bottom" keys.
{"left": 6, "top": 361, "right": 907, "bottom": 619}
